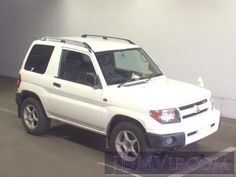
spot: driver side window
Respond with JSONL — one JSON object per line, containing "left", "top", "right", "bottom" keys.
{"left": 58, "top": 50, "right": 96, "bottom": 86}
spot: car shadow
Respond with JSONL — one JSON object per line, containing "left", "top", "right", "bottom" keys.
{"left": 48, "top": 122, "right": 202, "bottom": 153}
{"left": 47, "top": 123, "right": 230, "bottom": 175}
{"left": 48, "top": 123, "right": 106, "bottom": 152}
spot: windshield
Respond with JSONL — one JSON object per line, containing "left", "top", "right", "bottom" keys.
{"left": 95, "top": 48, "right": 163, "bottom": 86}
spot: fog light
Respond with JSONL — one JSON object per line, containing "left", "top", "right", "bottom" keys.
{"left": 166, "top": 137, "right": 173, "bottom": 145}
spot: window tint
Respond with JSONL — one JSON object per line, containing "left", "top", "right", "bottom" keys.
{"left": 59, "top": 50, "right": 96, "bottom": 86}
{"left": 24, "top": 45, "right": 54, "bottom": 74}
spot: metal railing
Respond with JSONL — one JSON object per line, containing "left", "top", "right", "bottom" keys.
{"left": 40, "top": 36, "right": 93, "bottom": 51}
{"left": 81, "top": 34, "right": 135, "bottom": 44}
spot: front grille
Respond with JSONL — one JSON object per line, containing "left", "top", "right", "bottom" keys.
{"left": 179, "top": 99, "right": 208, "bottom": 119}
{"left": 182, "top": 108, "right": 208, "bottom": 119}
{"left": 179, "top": 99, "right": 207, "bottom": 110}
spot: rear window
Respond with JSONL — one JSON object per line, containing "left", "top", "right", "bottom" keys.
{"left": 24, "top": 45, "right": 54, "bottom": 74}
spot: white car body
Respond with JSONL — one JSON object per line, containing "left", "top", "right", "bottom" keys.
{"left": 16, "top": 35, "right": 220, "bottom": 151}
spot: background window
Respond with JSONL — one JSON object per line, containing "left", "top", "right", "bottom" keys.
{"left": 24, "top": 45, "right": 54, "bottom": 74}
{"left": 59, "top": 50, "right": 96, "bottom": 86}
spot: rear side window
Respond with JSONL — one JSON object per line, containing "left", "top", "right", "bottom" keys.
{"left": 24, "top": 45, "right": 54, "bottom": 74}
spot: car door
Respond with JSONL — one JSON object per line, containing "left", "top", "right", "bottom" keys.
{"left": 46, "top": 48, "right": 104, "bottom": 133}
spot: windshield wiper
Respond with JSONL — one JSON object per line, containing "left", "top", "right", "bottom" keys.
{"left": 146, "top": 73, "right": 162, "bottom": 81}
{"left": 117, "top": 78, "right": 145, "bottom": 88}
{"left": 117, "top": 74, "right": 162, "bottom": 88}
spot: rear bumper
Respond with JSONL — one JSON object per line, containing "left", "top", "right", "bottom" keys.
{"left": 15, "top": 92, "right": 22, "bottom": 105}
{"left": 15, "top": 92, "right": 22, "bottom": 118}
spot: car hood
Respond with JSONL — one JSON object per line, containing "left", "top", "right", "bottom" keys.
{"left": 105, "top": 76, "right": 211, "bottom": 110}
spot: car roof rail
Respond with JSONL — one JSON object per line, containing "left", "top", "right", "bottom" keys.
{"left": 81, "top": 34, "right": 136, "bottom": 45}
{"left": 40, "top": 36, "right": 93, "bottom": 52}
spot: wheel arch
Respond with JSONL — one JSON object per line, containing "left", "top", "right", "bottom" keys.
{"left": 17, "top": 90, "right": 44, "bottom": 118}
{"left": 106, "top": 114, "right": 147, "bottom": 149}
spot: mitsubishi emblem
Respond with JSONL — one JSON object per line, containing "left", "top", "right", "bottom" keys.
{"left": 195, "top": 105, "right": 200, "bottom": 113}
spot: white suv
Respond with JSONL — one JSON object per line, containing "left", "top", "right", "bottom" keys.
{"left": 16, "top": 34, "right": 220, "bottom": 164}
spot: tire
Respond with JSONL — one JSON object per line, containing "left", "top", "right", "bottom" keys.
{"left": 110, "top": 121, "right": 151, "bottom": 169}
{"left": 21, "top": 97, "right": 50, "bottom": 135}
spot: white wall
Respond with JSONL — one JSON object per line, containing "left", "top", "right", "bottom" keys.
{"left": 0, "top": 0, "right": 235, "bottom": 118}
{"left": 0, "top": 0, "right": 64, "bottom": 76}
{"left": 0, "top": 0, "right": 19, "bottom": 77}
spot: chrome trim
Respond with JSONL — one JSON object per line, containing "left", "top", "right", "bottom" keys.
{"left": 48, "top": 114, "right": 106, "bottom": 135}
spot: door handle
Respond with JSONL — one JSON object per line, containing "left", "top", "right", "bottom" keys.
{"left": 53, "top": 82, "right": 61, "bottom": 88}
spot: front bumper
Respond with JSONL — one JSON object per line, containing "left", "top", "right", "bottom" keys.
{"left": 146, "top": 108, "right": 221, "bottom": 150}
{"left": 146, "top": 132, "right": 185, "bottom": 150}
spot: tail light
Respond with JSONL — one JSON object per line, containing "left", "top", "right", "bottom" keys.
{"left": 16, "top": 74, "right": 21, "bottom": 88}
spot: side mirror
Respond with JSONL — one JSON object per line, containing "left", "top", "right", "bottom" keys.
{"left": 198, "top": 76, "right": 204, "bottom": 87}
{"left": 86, "top": 72, "right": 102, "bottom": 89}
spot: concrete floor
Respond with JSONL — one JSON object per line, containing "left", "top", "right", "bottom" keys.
{"left": 0, "top": 76, "right": 235, "bottom": 177}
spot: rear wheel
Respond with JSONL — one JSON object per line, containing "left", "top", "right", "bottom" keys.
{"left": 110, "top": 121, "right": 150, "bottom": 168}
{"left": 21, "top": 97, "right": 50, "bottom": 135}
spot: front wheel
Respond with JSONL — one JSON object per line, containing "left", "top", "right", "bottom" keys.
{"left": 21, "top": 97, "right": 50, "bottom": 135}
{"left": 110, "top": 121, "right": 150, "bottom": 168}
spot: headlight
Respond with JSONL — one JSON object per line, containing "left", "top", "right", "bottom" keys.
{"left": 149, "top": 108, "right": 181, "bottom": 124}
